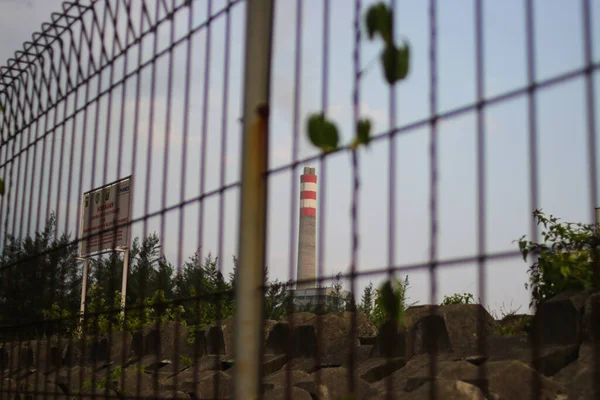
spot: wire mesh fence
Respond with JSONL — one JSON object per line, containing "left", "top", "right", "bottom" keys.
{"left": 0, "top": 0, "right": 599, "bottom": 399}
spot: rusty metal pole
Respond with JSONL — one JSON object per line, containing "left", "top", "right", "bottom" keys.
{"left": 234, "top": 1, "right": 274, "bottom": 399}
{"left": 595, "top": 207, "right": 600, "bottom": 289}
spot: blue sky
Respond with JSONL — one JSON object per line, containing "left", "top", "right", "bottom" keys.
{"left": 0, "top": 0, "right": 599, "bottom": 315}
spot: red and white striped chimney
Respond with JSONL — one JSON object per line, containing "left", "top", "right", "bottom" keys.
{"left": 297, "top": 167, "right": 317, "bottom": 289}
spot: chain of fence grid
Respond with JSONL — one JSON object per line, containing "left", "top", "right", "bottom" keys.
{"left": 0, "top": 0, "right": 598, "bottom": 399}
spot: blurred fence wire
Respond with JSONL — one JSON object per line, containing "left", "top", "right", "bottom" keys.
{"left": 0, "top": 0, "right": 599, "bottom": 399}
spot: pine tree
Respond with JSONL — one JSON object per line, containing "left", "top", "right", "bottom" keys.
{"left": 330, "top": 272, "right": 345, "bottom": 313}
{"left": 360, "top": 281, "right": 374, "bottom": 318}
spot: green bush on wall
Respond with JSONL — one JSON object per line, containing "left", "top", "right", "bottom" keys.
{"left": 441, "top": 292, "right": 475, "bottom": 305}
{"left": 516, "top": 209, "right": 598, "bottom": 308}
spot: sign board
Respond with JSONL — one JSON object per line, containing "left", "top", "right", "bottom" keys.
{"left": 79, "top": 176, "right": 133, "bottom": 257}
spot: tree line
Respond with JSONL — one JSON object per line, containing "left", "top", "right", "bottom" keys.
{"left": 0, "top": 212, "right": 412, "bottom": 341}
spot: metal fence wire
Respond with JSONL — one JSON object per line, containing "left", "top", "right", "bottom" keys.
{"left": 0, "top": 0, "right": 598, "bottom": 399}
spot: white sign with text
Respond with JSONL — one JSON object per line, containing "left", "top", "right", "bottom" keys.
{"left": 79, "top": 177, "right": 133, "bottom": 257}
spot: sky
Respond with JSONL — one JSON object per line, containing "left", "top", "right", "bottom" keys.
{"left": 0, "top": 0, "right": 599, "bottom": 316}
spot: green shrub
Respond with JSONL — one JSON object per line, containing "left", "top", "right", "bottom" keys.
{"left": 496, "top": 315, "right": 532, "bottom": 337}
{"left": 371, "top": 275, "right": 417, "bottom": 328}
{"left": 43, "top": 286, "right": 187, "bottom": 339}
{"left": 441, "top": 292, "right": 475, "bottom": 305}
{"left": 516, "top": 209, "right": 598, "bottom": 308}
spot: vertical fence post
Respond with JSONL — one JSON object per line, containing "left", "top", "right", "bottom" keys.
{"left": 595, "top": 207, "right": 600, "bottom": 288}
{"left": 118, "top": 248, "right": 130, "bottom": 317}
{"left": 78, "top": 257, "right": 89, "bottom": 329}
{"left": 234, "top": 0, "right": 274, "bottom": 399}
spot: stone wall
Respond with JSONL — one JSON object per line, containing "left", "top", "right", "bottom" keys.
{"left": 1, "top": 290, "right": 599, "bottom": 399}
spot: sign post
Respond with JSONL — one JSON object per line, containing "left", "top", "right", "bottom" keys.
{"left": 78, "top": 258, "right": 89, "bottom": 327}
{"left": 78, "top": 176, "right": 133, "bottom": 326}
{"left": 117, "top": 247, "right": 130, "bottom": 317}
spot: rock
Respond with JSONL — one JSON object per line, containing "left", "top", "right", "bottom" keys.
{"left": 266, "top": 322, "right": 291, "bottom": 355}
{"left": 497, "top": 314, "right": 531, "bottom": 336}
{"left": 269, "top": 311, "right": 376, "bottom": 364}
{"left": 359, "top": 336, "right": 377, "bottom": 346}
{"left": 52, "top": 366, "right": 101, "bottom": 394}
{"left": 87, "top": 336, "right": 111, "bottom": 364}
{"left": 531, "top": 344, "right": 580, "bottom": 376}
{"left": 157, "top": 321, "right": 193, "bottom": 361}
{"left": 263, "top": 386, "right": 312, "bottom": 400}
{"left": 405, "top": 304, "right": 497, "bottom": 360}
{"left": 354, "top": 345, "right": 374, "bottom": 364}
{"left": 108, "top": 331, "right": 134, "bottom": 364}
{"left": 19, "top": 380, "right": 69, "bottom": 400}
{"left": 530, "top": 289, "right": 597, "bottom": 347}
{"left": 264, "top": 320, "right": 278, "bottom": 342}
{"left": 286, "top": 312, "right": 318, "bottom": 325}
{"left": 357, "top": 357, "right": 405, "bottom": 383}
{"left": 582, "top": 291, "right": 600, "bottom": 343}
{"left": 483, "top": 335, "right": 580, "bottom": 377}
{"left": 204, "top": 317, "right": 275, "bottom": 358}
{"left": 126, "top": 354, "right": 175, "bottom": 374}
{"left": 413, "top": 314, "right": 452, "bottom": 355}
{"left": 263, "top": 368, "right": 310, "bottom": 388}
{"left": 133, "top": 322, "right": 192, "bottom": 363}
{"left": 5, "top": 342, "right": 34, "bottom": 369}
{"left": 0, "top": 345, "right": 7, "bottom": 369}
{"left": 111, "top": 366, "right": 157, "bottom": 398}
{"left": 405, "top": 378, "right": 487, "bottom": 400}
{"left": 160, "top": 368, "right": 216, "bottom": 392}
{"left": 139, "top": 390, "right": 192, "bottom": 400}
{"left": 78, "top": 331, "right": 133, "bottom": 365}
{"left": 372, "top": 320, "right": 406, "bottom": 358}
{"left": 191, "top": 330, "right": 208, "bottom": 359}
{"left": 19, "top": 340, "right": 62, "bottom": 373}
{"left": 182, "top": 370, "right": 232, "bottom": 399}
{"left": 293, "top": 312, "right": 376, "bottom": 364}
{"left": 73, "top": 386, "right": 119, "bottom": 400}
{"left": 292, "top": 325, "right": 317, "bottom": 358}
{"left": 461, "top": 355, "right": 486, "bottom": 366}
{"left": 483, "top": 335, "right": 531, "bottom": 363}
{"left": 216, "top": 354, "right": 286, "bottom": 380}
{"left": 371, "top": 354, "right": 479, "bottom": 393}
{"left": 294, "top": 366, "right": 376, "bottom": 399}
{"left": 206, "top": 325, "right": 227, "bottom": 356}
{"left": 552, "top": 342, "right": 600, "bottom": 400}
{"left": 263, "top": 354, "right": 288, "bottom": 376}
{"left": 315, "top": 384, "right": 330, "bottom": 400}
{"left": 486, "top": 360, "right": 568, "bottom": 400}
{"left": 61, "top": 339, "right": 85, "bottom": 367}
{"left": 277, "top": 358, "right": 333, "bottom": 374}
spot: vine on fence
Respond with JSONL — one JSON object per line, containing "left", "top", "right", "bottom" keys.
{"left": 306, "top": 2, "right": 410, "bottom": 154}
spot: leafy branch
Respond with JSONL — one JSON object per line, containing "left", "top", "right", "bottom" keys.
{"left": 306, "top": 2, "right": 410, "bottom": 154}
{"left": 516, "top": 209, "right": 599, "bottom": 308}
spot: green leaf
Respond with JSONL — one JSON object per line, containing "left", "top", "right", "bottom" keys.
{"left": 307, "top": 113, "right": 339, "bottom": 153}
{"left": 365, "top": 2, "right": 393, "bottom": 44}
{"left": 0, "top": 104, "right": 4, "bottom": 112}
{"left": 0, "top": 178, "right": 4, "bottom": 196}
{"left": 380, "top": 41, "right": 410, "bottom": 85}
{"left": 350, "top": 118, "right": 373, "bottom": 150}
{"left": 379, "top": 279, "right": 403, "bottom": 323}
{"left": 322, "top": 119, "right": 339, "bottom": 151}
{"left": 357, "top": 118, "right": 372, "bottom": 146}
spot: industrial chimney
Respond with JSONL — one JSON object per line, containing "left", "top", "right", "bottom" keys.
{"left": 296, "top": 166, "right": 317, "bottom": 289}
